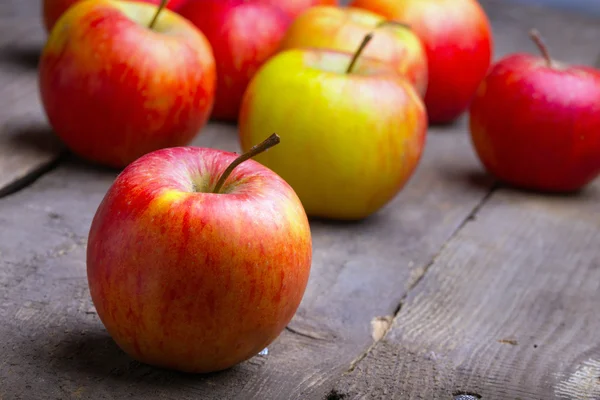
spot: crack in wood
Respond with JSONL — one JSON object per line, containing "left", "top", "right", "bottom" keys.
{"left": 342, "top": 184, "right": 498, "bottom": 375}
{"left": 284, "top": 325, "right": 331, "bottom": 342}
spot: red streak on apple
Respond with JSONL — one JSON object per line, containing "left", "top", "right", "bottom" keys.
{"left": 470, "top": 52, "right": 600, "bottom": 191}
{"left": 87, "top": 146, "right": 312, "bottom": 373}
{"left": 43, "top": 0, "right": 188, "bottom": 33}
{"left": 254, "top": 0, "right": 339, "bottom": 19}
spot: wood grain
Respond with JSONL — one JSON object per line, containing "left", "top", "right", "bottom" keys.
{"left": 333, "top": 181, "right": 600, "bottom": 400}
{"left": 0, "top": 114, "right": 492, "bottom": 400}
{"left": 0, "top": 17, "right": 64, "bottom": 197}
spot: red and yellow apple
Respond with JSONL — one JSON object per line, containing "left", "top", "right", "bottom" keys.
{"left": 87, "top": 135, "right": 313, "bottom": 373}
{"left": 469, "top": 30, "right": 600, "bottom": 192}
{"left": 239, "top": 38, "right": 427, "bottom": 220}
{"left": 350, "top": 0, "right": 493, "bottom": 124}
{"left": 38, "top": 0, "right": 216, "bottom": 168}
{"left": 279, "top": 5, "right": 428, "bottom": 98}
{"left": 254, "top": 0, "right": 338, "bottom": 19}
{"left": 178, "top": 0, "right": 291, "bottom": 121}
{"left": 43, "top": 0, "right": 188, "bottom": 33}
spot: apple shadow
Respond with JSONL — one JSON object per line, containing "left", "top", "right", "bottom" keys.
{"left": 25, "top": 328, "right": 264, "bottom": 397}
{"left": 3, "top": 123, "right": 64, "bottom": 155}
{"left": 0, "top": 43, "right": 42, "bottom": 70}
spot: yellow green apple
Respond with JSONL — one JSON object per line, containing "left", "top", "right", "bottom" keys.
{"left": 238, "top": 35, "right": 427, "bottom": 220}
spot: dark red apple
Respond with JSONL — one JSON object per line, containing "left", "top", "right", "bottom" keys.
{"left": 469, "top": 30, "right": 600, "bottom": 192}
{"left": 178, "top": 0, "right": 291, "bottom": 121}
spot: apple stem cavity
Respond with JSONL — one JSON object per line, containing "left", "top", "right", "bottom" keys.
{"left": 346, "top": 32, "right": 374, "bottom": 74}
{"left": 212, "top": 133, "right": 281, "bottom": 194}
{"left": 148, "top": 0, "right": 169, "bottom": 30}
{"left": 529, "top": 29, "right": 553, "bottom": 67}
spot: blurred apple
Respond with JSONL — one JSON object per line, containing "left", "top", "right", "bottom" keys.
{"left": 178, "top": 0, "right": 291, "bottom": 121}
{"left": 239, "top": 35, "right": 427, "bottom": 220}
{"left": 87, "top": 134, "right": 313, "bottom": 373}
{"left": 254, "top": 0, "right": 338, "bottom": 19}
{"left": 469, "top": 30, "right": 600, "bottom": 192}
{"left": 38, "top": 0, "right": 216, "bottom": 168}
{"left": 279, "top": 5, "right": 428, "bottom": 97}
{"left": 349, "top": 0, "right": 493, "bottom": 124}
{"left": 43, "top": 0, "right": 188, "bottom": 32}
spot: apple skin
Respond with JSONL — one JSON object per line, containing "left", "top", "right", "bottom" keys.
{"left": 279, "top": 5, "right": 428, "bottom": 98}
{"left": 238, "top": 48, "right": 427, "bottom": 220}
{"left": 469, "top": 54, "right": 600, "bottom": 192}
{"left": 178, "top": 0, "right": 291, "bottom": 121}
{"left": 38, "top": 0, "right": 216, "bottom": 168}
{"left": 86, "top": 145, "right": 313, "bottom": 373}
{"left": 43, "top": 0, "right": 188, "bottom": 33}
{"left": 349, "top": 0, "right": 493, "bottom": 124}
{"left": 254, "top": 0, "right": 338, "bottom": 19}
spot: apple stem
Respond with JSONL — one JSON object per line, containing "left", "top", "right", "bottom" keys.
{"left": 529, "top": 29, "right": 553, "bottom": 67}
{"left": 376, "top": 20, "right": 412, "bottom": 31}
{"left": 148, "top": 0, "right": 169, "bottom": 30}
{"left": 346, "top": 32, "right": 374, "bottom": 74}
{"left": 212, "top": 133, "right": 281, "bottom": 194}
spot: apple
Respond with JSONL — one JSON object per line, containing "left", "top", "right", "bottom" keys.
{"left": 43, "top": 0, "right": 188, "bottom": 33}
{"left": 38, "top": 0, "right": 216, "bottom": 168}
{"left": 469, "top": 30, "right": 600, "bottom": 192}
{"left": 178, "top": 0, "right": 291, "bottom": 121}
{"left": 279, "top": 5, "right": 428, "bottom": 98}
{"left": 239, "top": 34, "right": 427, "bottom": 220}
{"left": 349, "top": 0, "right": 493, "bottom": 124}
{"left": 86, "top": 133, "right": 313, "bottom": 373}
{"left": 254, "top": 0, "right": 339, "bottom": 19}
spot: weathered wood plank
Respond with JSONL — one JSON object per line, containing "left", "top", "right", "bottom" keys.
{"left": 329, "top": 2, "right": 600, "bottom": 398}
{"left": 0, "top": 112, "right": 491, "bottom": 400}
{"left": 0, "top": 17, "right": 65, "bottom": 197}
{"left": 333, "top": 181, "right": 600, "bottom": 400}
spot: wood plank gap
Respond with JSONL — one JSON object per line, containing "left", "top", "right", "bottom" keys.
{"left": 0, "top": 150, "right": 67, "bottom": 199}
{"left": 342, "top": 184, "right": 499, "bottom": 377}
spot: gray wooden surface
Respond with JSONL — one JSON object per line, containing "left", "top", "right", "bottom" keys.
{"left": 0, "top": 1, "right": 599, "bottom": 399}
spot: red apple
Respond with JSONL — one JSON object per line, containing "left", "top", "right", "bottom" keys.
{"left": 86, "top": 134, "right": 313, "bottom": 373}
{"left": 178, "top": 0, "right": 291, "bottom": 121}
{"left": 349, "top": 0, "right": 493, "bottom": 124}
{"left": 279, "top": 5, "right": 428, "bottom": 98}
{"left": 254, "top": 0, "right": 338, "bottom": 19}
{"left": 38, "top": 0, "right": 216, "bottom": 168}
{"left": 469, "top": 30, "right": 600, "bottom": 192}
{"left": 43, "top": 0, "right": 188, "bottom": 33}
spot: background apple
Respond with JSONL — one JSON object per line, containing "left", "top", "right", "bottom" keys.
{"left": 349, "top": 0, "right": 493, "bottom": 124}
{"left": 469, "top": 30, "right": 600, "bottom": 192}
{"left": 254, "top": 0, "right": 339, "bottom": 19}
{"left": 86, "top": 135, "right": 313, "bottom": 373}
{"left": 239, "top": 36, "right": 427, "bottom": 220}
{"left": 178, "top": 0, "right": 291, "bottom": 122}
{"left": 38, "top": 0, "right": 216, "bottom": 168}
{"left": 43, "top": 0, "right": 188, "bottom": 32}
{"left": 279, "top": 5, "right": 428, "bottom": 98}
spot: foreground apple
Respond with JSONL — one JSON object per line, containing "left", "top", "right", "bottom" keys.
{"left": 42, "top": 0, "right": 188, "bottom": 32}
{"left": 179, "top": 0, "right": 290, "bottom": 121}
{"left": 349, "top": 0, "right": 493, "bottom": 124}
{"left": 38, "top": 0, "right": 216, "bottom": 168}
{"left": 239, "top": 34, "right": 427, "bottom": 220}
{"left": 279, "top": 5, "right": 428, "bottom": 97}
{"left": 469, "top": 30, "right": 600, "bottom": 192}
{"left": 254, "top": 0, "right": 338, "bottom": 19}
{"left": 87, "top": 134, "right": 313, "bottom": 373}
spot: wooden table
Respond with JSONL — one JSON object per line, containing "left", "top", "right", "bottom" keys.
{"left": 1, "top": 1, "right": 599, "bottom": 399}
